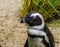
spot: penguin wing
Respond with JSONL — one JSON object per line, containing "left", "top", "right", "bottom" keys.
{"left": 43, "top": 25, "right": 55, "bottom": 47}
{"left": 24, "top": 39, "right": 28, "bottom": 47}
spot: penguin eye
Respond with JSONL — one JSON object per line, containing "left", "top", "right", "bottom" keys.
{"left": 30, "top": 16, "right": 33, "bottom": 20}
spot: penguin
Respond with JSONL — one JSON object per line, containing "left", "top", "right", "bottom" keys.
{"left": 20, "top": 12, "right": 55, "bottom": 47}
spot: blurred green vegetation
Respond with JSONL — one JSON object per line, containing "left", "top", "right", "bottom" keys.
{"left": 19, "top": 0, "right": 60, "bottom": 21}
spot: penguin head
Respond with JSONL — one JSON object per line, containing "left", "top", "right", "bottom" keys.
{"left": 20, "top": 12, "right": 44, "bottom": 29}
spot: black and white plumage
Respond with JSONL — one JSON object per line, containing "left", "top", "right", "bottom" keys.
{"left": 20, "top": 12, "right": 55, "bottom": 47}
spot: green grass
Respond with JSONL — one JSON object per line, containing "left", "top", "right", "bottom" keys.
{"left": 19, "top": 0, "right": 60, "bottom": 21}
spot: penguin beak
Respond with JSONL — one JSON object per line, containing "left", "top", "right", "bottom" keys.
{"left": 20, "top": 18, "right": 25, "bottom": 23}
{"left": 20, "top": 18, "right": 28, "bottom": 26}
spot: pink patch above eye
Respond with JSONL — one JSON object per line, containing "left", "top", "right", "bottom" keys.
{"left": 31, "top": 16, "right": 36, "bottom": 19}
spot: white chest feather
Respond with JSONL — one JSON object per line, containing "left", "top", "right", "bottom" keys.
{"left": 28, "top": 37, "right": 45, "bottom": 47}
{"left": 28, "top": 29, "right": 49, "bottom": 47}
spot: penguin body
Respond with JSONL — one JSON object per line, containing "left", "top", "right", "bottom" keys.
{"left": 20, "top": 12, "right": 55, "bottom": 47}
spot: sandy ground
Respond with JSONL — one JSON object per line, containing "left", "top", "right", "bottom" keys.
{"left": 0, "top": 0, "right": 60, "bottom": 47}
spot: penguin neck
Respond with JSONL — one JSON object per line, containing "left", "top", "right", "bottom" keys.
{"left": 28, "top": 25, "right": 44, "bottom": 30}
{"left": 28, "top": 22, "right": 45, "bottom": 30}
